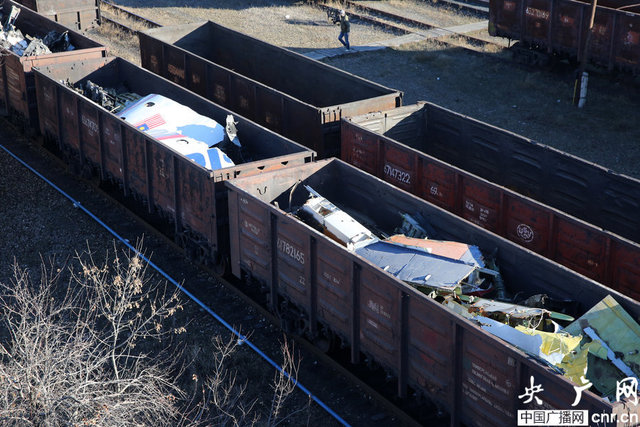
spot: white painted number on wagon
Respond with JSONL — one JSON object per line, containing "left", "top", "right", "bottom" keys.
{"left": 277, "top": 238, "right": 305, "bottom": 265}
{"left": 383, "top": 164, "right": 411, "bottom": 184}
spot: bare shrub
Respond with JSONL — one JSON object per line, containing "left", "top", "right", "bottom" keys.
{"left": 0, "top": 244, "right": 310, "bottom": 426}
{"left": 184, "top": 334, "right": 310, "bottom": 427}
{"left": 0, "top": 245, "right": 184, "bottom": 426}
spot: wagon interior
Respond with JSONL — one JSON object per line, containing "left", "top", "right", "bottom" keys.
{"left": 0, "top": 1, "right": 103, "bottom": 53}
{"left": 39, "top": 56, "right": 309, "bottom": 164}
{"left": 143, "top": 21, "right": 393, "bottom": 108}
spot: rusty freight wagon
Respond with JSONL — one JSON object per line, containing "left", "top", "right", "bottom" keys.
{"left": 226, "top": 158, "right": 640, "bottom": 426}
{"left": 341, "top": 102, "right": 640, "bottom": 296}
{"left": 489, "top": 0, "right": 640, "bottom": 71}
{"left": 0, "top": 0, "right": 106, "bottom": 128}
{"left": 33, "top": 56, "right": 315, "bottom": 267}
{"left": 137, "top": 21, "right": 402, "bottom": 158}
{"left": 12, "top": 0, "right": 100, "bottom": 30}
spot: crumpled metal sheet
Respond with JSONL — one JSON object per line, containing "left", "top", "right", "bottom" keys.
{"left": 355, "top": 240, "right": 476, "bottom": 292}
{"left": 0, "top": 6, "right": 75, "bottom": 58}
{"left": 564, "top": 295, "right": 640, "bottom": 397}
{"left": 22, "top": 38, "right": 51, "bottom": 57}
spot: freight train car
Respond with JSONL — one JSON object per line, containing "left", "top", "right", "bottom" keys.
{"left": 33, "top": 56, "right": 315, "bottom": 268}
{"left": 137, "top": 21, "right": 402, "bottom": 159}
{"left": 0, "top": 0, "right": 107, "bottom": 128}
{"left": 341, "top": 101, "right": 640, "bottom": 297}
{"left": 226, "top": 158, "right": 640, "bottom": 427}
{"left": 489, "top": 0, "right": 640, "bottom": 71}
{"left": 12, "top": 0, "right": 100, "bottom": 30}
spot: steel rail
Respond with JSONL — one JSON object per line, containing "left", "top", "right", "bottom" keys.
{"left": 99, "top": 0, "right": 162, "bottom": 28}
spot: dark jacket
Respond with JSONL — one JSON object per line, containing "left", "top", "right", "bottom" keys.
{"left": 340, "top": 15, "right": 350, "bottom": 33}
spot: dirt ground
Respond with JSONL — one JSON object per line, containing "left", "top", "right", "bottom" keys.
{"left": 97, "top": 0, "right": 639, "bottom": 180}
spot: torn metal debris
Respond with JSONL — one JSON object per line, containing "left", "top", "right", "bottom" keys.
{"left": 300, "top": 185, "right": 377, "bottom": 249}
{"left": 295, "top": 192, "right": 500, "bottom": 294}
{"left": 117, "top": 94, "right": 243, "bottom": 171}
{"left": 564, "top": 295, "right": 640, "bottom": 397}
{"left": 290, "top": 189, "right": 640, "bottom": 401}
{"left": 63, "top": 80, "right": 246, "bottom": 171}
{"left": 0, "top": 6, "right": 75, "bottom": 57}
{"left": 356, "top": 239, "right": 480, "bottom": 294}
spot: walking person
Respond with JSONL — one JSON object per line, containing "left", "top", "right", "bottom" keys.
{"left": 337, "top": 9, "right": 350, "bottom": 50}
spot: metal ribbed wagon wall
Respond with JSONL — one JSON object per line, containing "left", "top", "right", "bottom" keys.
{"left": 489, "top": 0, "right": 640, "bottom": 71}
{"left": 12, "top": 0, "right": 100, "bottom": 30}
{"left": 226, "top": 158, "right": 640, "bottom": 427}
{"left": 137, "top": 21, "right": 402, "bottom": 159}
{"left": 0, "top": 0, "right": 106, "bottom": 128}
{"left": 341, "top": 102, "right": 640, "bottom": 298}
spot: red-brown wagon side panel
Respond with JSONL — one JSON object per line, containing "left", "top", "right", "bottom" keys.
{"left": 460, "top": 177, "right": 501, "bottom": 232}
{"left": 554, "top": 217, "right": 608, "bottom": 281}
{"left": 522, "top": 0, "right": 553, "bottom": 46}
{"left": 59, "top": 88, "right": 80, "bottom": 154}
{"left": 407, "top": 296, "right": 453, "bottom": 407}
{"left": 234, "top": 195, "right": 271, "bottom": 282}
{"left": 609, "top": 240, "right": 640, "bottom": 301}
{"left": 380, "top": 142, "right": 416, "bottom": 193}
{"left": 4, "top": 55, "right": 29, "bottom": 119}
{"left": 459, "top": 329, "right": 518, "bottom": 426}
{"left": 359, "top": 267, "right": 399, "bottom": 371}
{"left": 503, "top": 195, "right": 552, "bottom": 254}
{"left": 146, "top": 143, "right": 176, "bottom": 217}
{"left": 99, "top": 111, "right": 124, "bottom": 183}
{"left": 123, "top": 130, "right": 148, "bottom": 200}
{"left": 490, "top": 0, "right": 640, "bottom": 71}
{"left": 315, "top": 239, "right": 353, "bottom": 340}
{"left": 77, "top": 99, "right": 101, "bottom": 167}
{"left": 613, "top": 13, "right": 640, "bottom": 66}
{"left": 419, "top": 160, "right": 460, "bottom": 212}
{"left": 33, "top": 69, "right": 58, "bottom": 139}
{"left": 176, "top": 159, "right": 216, "bottom": 246}
{"left": 14, "top": 0, "right": 100, "bottom": 30}
{"left": 340, "top": 125, "right": 379, "bottom": 176}
{"left": 275, "top": 218, "right": 310, "bottom": 310}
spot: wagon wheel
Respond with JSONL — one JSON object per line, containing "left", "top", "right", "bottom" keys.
{"left": 212, "top": 251, "right": 229, "bottom": 277}
{"left": 312, "top": 326, "right": 335, "bottom": 353}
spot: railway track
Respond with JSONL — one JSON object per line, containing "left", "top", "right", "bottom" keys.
{"left": 99, "top": 0, "right": 161, "bottom": 34}
{"left": 421, "top": 0, "right": 489, "bottom": 17}
{"left": 312, "top": 0, "right": 510, "bottom": 57}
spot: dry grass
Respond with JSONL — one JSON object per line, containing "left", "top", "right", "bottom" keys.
{"left": 361, "top": 0, "right": 478, "bottom": 26}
